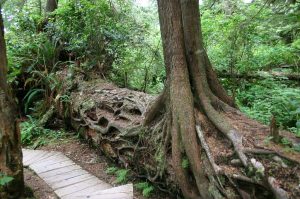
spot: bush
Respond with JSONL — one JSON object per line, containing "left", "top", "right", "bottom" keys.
{"left": 236, "top": 79, "right": 300, "bottom": 135}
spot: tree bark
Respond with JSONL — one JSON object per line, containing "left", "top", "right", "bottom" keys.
{"left": 45, "top": 0, "right": 58, "bottom": 13}
{"left": 0, "top": 7, "right": 24, "bottom": 199}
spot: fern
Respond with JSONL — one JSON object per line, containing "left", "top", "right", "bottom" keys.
{"left": 135, "top": 182, "right": 155, "bottom": 197}
{"left": 23, "top": 88, "right": 45, "bottom": 113}
{"left": 105, "top": 167, "right": 130, "bottom": 184}
{"left": 115, "top": 169, "right": 129, "bottom": 184}
{"left": 105, "top": 167, "right": 118, "bottom": 175}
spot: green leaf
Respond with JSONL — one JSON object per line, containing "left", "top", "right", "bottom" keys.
{"left": 0, "top": 175, "right": 14, "bottom": 186}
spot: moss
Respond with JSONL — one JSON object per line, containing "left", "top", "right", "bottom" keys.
{"left": 80, "top": 99, "right": 95, "bottom": 112}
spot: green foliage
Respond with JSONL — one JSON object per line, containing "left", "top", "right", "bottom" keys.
{"left": 105, "top": 167, "right": 130, "bottom": 184}
{"left": 0, "top": 173, "right": 13, "bottom": 186}
{"left": 181, "top": 157, "right": 189, "bottom": 169}
{"left": 50, "top": 0, "right": 164, "bottom": 93}
{"left": 23, "top": 88, "right": 45, "bottom": 113}
{"left": 21, "top": 116, "right": 67, "bottom": 148}
{"left": 135, "top": 182, "right": 155, "bottom": 197}
{"left": 236, "top": 79, "right": 300, "bottom": 135}
{"left": 105, "top": 167, "right": 118, "bottom": 175}
{"left": 201, "top": 1, "right": 300, "bottom": 74}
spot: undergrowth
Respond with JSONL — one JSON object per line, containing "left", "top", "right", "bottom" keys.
{"left": 135, "top": 182, "right": 155, "bottom": 198}
{"left": 234, "top": 79, "right": 300, "bottom": 136}
{"left": 0, "top": 173, "right": 13, "bottom": 187}
{"left": 105, "top": 167, "right": 130, "bottom": 184}
{"left": 21, "top": 116, "right": 68, "bottom": 148}
{"left": 105, "top": 166, "right": 155, "bottom": 197}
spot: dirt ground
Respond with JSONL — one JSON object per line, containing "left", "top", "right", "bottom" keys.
{"left": 24, "top": 134, "right": 171, "bottom": 199}
{"left": 24, "top": 168, "right": 58, "bottom": 199}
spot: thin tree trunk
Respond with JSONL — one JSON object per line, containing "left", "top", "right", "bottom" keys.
{"left": 0, "top": 7, "right": 24, "bottom": 199}
{"left": 45, "top": 0, "right": 58, "bottom": 13}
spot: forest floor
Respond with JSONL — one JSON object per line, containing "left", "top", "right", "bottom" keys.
{"left": 23, "top": 134, "right": 171, "bottom": 199}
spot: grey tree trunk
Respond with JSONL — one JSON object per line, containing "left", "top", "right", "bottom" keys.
{"left": 45, "top": 0, "right": 58, "bottom": 13}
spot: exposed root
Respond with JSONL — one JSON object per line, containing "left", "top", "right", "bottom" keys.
{"left": 244, "top": 147, "right": 300, "bottom": 165}
{"left": 268, "top": 177, "right": 288, "bottom": 199}
{"left": 196, "top": 125, "right": 221, "bottom": 174}
{"left": 228, "top": 174, "right": 266, "bottom": 188}
{"left": 227, "top": 130, "right": 248, "bottom": 167}
{"left": 196, "top": 125, "right": 227, "bottom": 198}
{"left": 227, "top": 175, "right": 251, "bottom": 199}
{"left": 143, "top": 89, "right": 166, "bottom": 126}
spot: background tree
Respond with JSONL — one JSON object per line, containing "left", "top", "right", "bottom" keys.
{"left": 0, "top": 3, "right": 24, "bottom": 199}
{"left": 46, "top": 0, "right": 58, "bottom": 13}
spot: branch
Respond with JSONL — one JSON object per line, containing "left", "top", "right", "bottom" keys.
{"left": 217, "top": 71, "right": 300, "bottom": 81}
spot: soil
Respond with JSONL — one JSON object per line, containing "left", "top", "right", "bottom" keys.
{"left": 24, "top": 134, "right": 171, "bottom": 199}
{"left": 24, "top": 168, "right": 58, "bottom": 199}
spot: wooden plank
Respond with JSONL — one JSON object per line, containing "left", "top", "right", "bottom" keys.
{"left": 39, "top": 165, "right": 82, "bottom": 179}
{"left": 23, "top": 150, "right": 48, "bottom": 166}
{"left": 24, "top": 151, "right": 49, "bottom": 165}
{"left": 45, "top": 169, "right": 89, "bottom": 184}
{"left": 69, "top": 184, "right": 133, "bottom": 199}
{"left": 27, "top": 152, "right": 62, "bottom": 166}
{"left": 25, "top": 151, "right": 61, "bottom": 166}
{"left": 30, "top": 156, "right": 70, "bottom": 168}
{"left": 64, "top": 180, "right": 111, "bottom": 197}
{"left": 55, "top": 178, "right": 102, "bottom": 197}
{"left": 22, "top": 149, "right": 31, "bottom": 158}
{"left": 23, "top": 149, "right": 133, "bottom": 199}
{"left": 31, "top": 151, "right": 64, "bottom": 164}
{"left": 51, "top": 174, "right": 94, "bottom": 190}
{"left": 32, "top": 161, "right": 75, "bottom": 174}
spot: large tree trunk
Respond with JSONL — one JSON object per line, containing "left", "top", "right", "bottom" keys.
{"left": 143, "top": 0, "right": 300, "bottom": 198}
{"left": 0, "top": 7, "right": 24, "bottom": 199}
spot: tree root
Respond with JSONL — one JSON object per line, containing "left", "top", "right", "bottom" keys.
{"left": 268, "top": 177, "right": 288, "bottom": 199}
{"left": 171, "top": 122, "right": 200, "bottom": 199}
{"left": 244, "top": 147, "right": 300, "bottom": 165}
{"left": 196, "top": 125, "right": 221, "bottom": 174}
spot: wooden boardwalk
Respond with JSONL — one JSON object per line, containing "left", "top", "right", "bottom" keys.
{"left": 23, "top": 149, "right": 133, "bottom": 199}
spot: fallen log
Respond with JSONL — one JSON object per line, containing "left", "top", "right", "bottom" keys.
{"left": 59, "top": 77, "right": 180, "bottom": 195}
